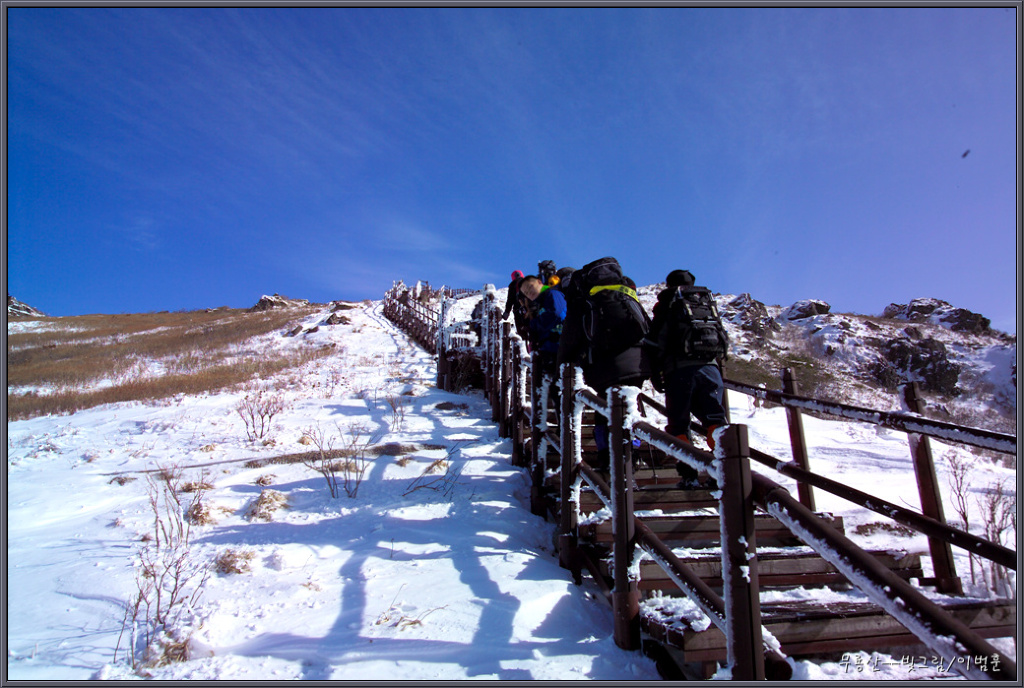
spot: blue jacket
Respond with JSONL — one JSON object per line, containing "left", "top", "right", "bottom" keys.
{"left": 529, "top": 286, "right": 567, "bottom": 354}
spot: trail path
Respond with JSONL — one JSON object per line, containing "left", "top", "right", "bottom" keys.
{"left": 7, "top": 303, "right": 663, "bottom": 681}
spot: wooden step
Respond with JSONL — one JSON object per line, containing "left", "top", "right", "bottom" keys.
{"left": 641, "top": 597, "right": 1017, "bottom": 662}
{"left": 606, "top": 547, "right": 924, "bottom": 591}
{"left": 579, "top": 486, "right": 719, "bottom": 513}
{"left": 580, "top": 512, "right": 845, "bottom": 548}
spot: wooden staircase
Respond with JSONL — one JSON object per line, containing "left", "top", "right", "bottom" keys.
{"left": 536, "top": 412, "right": 1016, "bottom": 680}
{"left": 386, "top": 282, "right": 1019, "bottom": 681}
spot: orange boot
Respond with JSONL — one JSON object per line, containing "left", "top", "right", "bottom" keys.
{"left": 705, "top": 424, "right": 724, "bottom": 450}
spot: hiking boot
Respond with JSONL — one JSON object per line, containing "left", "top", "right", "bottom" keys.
{"left": 706, "top": 425, "right": 722, "bottom": 450}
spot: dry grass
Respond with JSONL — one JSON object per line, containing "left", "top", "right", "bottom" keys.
{"left": 7, "top": 306, "right": 330, "bottom": 420}
{"left": 186, "top": 499, "right": 219, "bottom": 526}
{"left": 246, "top": 490, "right": 289, "bottom": 521}
{"left": 214, "top": 548, "right": 257, "bottom": 575}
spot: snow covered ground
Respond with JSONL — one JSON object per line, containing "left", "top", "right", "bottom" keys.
{"left": 5, "top": 298, "right": 1017, "bottom": 681}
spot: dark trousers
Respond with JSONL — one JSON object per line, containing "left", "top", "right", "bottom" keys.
{"left": 664, "top": 363, "right": 728, "bottom": 440}
{"left": 592, "top": 376, "right": 645, "bottom": 454}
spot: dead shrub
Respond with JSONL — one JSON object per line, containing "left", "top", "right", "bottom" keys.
{"left": 301, "top": 421, "right": 380, "bottom": 498}
{"left": 181, "top": 480, "right": 214, "bottom": 493}
{"left": 109, "top": 475, "right": 137, "bottom": 486}
{"left": 853, "top": 521, "right": 915, "bottom": 537}
{"left": 435, "top": 401, "right": 468, "bottom": 411}
{"left": 246, "top": 490, "right": 289, "bottom": 521}
{"left": 214, "top": 549, "right": 256, "bottom": 575}
{"left": 254, "top": 474, "right": 275, "bottom": 486}
{"left": 425, "top": 459, "right": 449, "bottom": 475}
{"left": 236, "top": 391, "right": 287, "bottom": 442}
{"left": 116, "top": 467, "right": 211, "bottom": 672}
{"left": 186, "top": 499, "right": 218, "bottom": 526}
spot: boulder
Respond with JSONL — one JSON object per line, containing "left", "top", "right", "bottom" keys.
{"left": 249, "top": 294, "right": 311, "bottom": 312}
{"left": 723, "top": 293, "right": 778, "bottom": 343}
{"left": 784, "top": 299, "right": 830, "bottom": 320}
{"left": 882, "top": 298, "right": 990, "bottom": 334}
{"left": 325, "top": 313, "right": 350, "bottom": 326}
{"left": 872, "top": 336, "right": 961, "bottom": 396}
{"left": 7, "top": 294, "right": 46, "bottom": 318}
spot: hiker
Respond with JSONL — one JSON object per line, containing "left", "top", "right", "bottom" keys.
{"left": 503, "top": 270, "right": 529, "bottom": 340}
{"left": 520, "top": 274, "right": 566, "bottom": 380}
{"left": 557, "top": 257, "right": 650, "bottom": 470}
{"left": 646, "top": 269, "right": 729, "bottom": 453}
{"left": 538, "top": 259, "right": 557, "bottom": 287}
{"left": 551, "top": 266, "right": 576, "bottom": 293}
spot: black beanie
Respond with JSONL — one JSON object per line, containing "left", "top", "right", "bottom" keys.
{"left": 666, "top": 269, "right": 695, "bottom": 287}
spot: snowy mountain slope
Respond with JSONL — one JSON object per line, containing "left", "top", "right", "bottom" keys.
{"left": 5, "top": 294, "right": 1017, "bottom": 681}
{"left": 7, "top": 294, "right": 46, "bottom": 319}
{"left": 631, "top": 285, "right": 1015, "bottom": 432}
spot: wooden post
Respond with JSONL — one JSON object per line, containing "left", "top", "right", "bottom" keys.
{"left": 511, "top": 341, "right": 525, "bottom": 467}
{"left": 904, "top": 383, "right": 962, "bottom": 594}
{"left": 718, "top": 423, "right": 765, "bottom": 681}
{"left": 499, "top": 320, "right": 513, "bottom": 438}
{"left": 782, "top": 368, "right": 816, "bottom": 511}
{"left": 489, "top": 306, "right": 501, "bottom": 422}
{"left": 529, "top": 351, "right": 546, "bottom": 517}
{"left": 609, "top": 387, "right": 639, "bottom": 650}
{"left": 559, "top": 364, "right": 581, "bottom": 584}
{"left": 435, "top": 298, "right": 449, "bottom": 390}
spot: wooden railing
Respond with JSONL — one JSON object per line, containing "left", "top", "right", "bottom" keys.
{"left": 388, "top": 283, "right": 1018, "bottom": 681}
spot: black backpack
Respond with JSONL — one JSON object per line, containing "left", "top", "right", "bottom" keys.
{"left": 657, "top": 285, "right": 729, "bottom": 363}
{"left": 576, "top": 257, "right": 650, "bottom": 359}
{"left": 538, "top": 259, "right": 557, "bottom": 285}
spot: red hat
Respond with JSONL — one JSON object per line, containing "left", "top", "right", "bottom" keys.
{"left": 511, "top": 270, "right": 524, "bottom": 280}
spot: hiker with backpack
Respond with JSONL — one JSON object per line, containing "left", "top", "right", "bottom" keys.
{"left": 520, "top": 274, "right": 567, "bottom": 379}
{"left": 557, "top": 257, "right": 651, "bottom": 470}
{"left": 503, "top": 270, "right": 530, "bottom": 341}
{"left": 646, "top": 269, "right": 730, "bottom": 455}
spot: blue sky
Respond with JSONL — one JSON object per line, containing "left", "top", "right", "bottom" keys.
{"left": 5, "top": 7, "right": 1018, "bottom": 333}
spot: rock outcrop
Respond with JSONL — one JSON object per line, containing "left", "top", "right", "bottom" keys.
{"left": 721, "top": 293, "right": 778, "bottom": 347}
{"left": 7, "top": 294, "right": 46, "bottom": 318}
{"left": 882, "top": 298, "right": 990, "bottom": 334}
{"left": 249, "top": 294, "right": 311, "bottom": 312}
{"left": 783, "top": 299, "right": 831, "bottom": 320}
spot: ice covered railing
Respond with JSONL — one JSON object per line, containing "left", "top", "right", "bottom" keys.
{"left": 395, "top": 279, "right": 1017, "bottom": 680}
{"left": 382, "top": 280, "right": 480, "bottom": 355}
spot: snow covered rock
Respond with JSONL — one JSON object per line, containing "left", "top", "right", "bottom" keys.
{"left": 7, "top": 294, "right": 45, "bottom": 318}
{"left": 721, "top": 293, "right": 778, "bottom": 344}
{"left": 871, "top": 336, "right": 961, "bottom": 395}
{"left": 783, "top": 299, "right": 831, "bottom": 320}
{"left": 248, "top": 293, "right": 311, "bottom": 312}
{"left": 882, "top": 298, "right": 991, "bottom": 334}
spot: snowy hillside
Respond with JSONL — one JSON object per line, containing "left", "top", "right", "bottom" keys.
{"left": 631, "top": 285, "right": 1016, "bottom": 433}
{"left": 6, "top": 294, "right": 1017, "bottom": 681}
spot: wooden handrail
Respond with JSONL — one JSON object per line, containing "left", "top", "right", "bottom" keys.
{"left": 724, "top": 379, "right": 1016, "bottom": 455}
{"left": 393, "top": 282, "right": 1018, "bottom": 681}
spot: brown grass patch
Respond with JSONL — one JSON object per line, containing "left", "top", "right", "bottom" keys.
{"left": 853, "top": 521, "right": 916, "bottom": 537}
{"left": 214, "top": 548, "right": 257, "bottom": 575}
{"left": 246, "top": 490, "right": 289, "bottom": 521}
{"left": 7, "top": 306, "right": 330, "bottom": 420}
